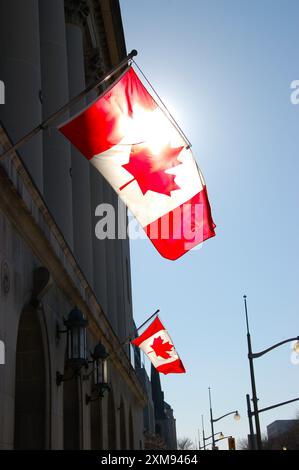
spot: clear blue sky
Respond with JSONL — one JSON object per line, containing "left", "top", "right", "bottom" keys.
{"left": 120, "top": 0, "right": 299, "bottom": 449}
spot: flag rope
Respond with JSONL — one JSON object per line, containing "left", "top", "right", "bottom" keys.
{"left": 132, "top": 58, "right": 192, "bottom": 149}
{"left": 0, "top": 49, "right": 138, "bottom": 162}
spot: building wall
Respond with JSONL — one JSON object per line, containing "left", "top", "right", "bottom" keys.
{"left": 151, "top": 365, "right": 178, "bottom": 450}
{"left": 39, "top": 0, "right": 73, "bottom": 248}
{"left": 162, "top": 402, "right": 177, "bottom": 450}
{"left": 0, "top": 0, "right": 43, "bottom": 190}
{"left": 0, "top": 123, "right": 146, "bottom": 449}
{"left": 0, "top": 0, "right": 133, "bottom": 341}
{"left": 267, "top": 420, "right": 299, "bottom": 441}
{"left": 136, "top": 367, "right": 155, "bottom": 435}
{"left": 0, "top": 0, "right": 145, "bottom": 450}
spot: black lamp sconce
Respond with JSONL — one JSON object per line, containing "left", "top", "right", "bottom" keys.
{"left": 56, "top": 307, "right": 88, "bottom": 386}
{"left": 84, "top": 341, "right": 110, "bottom": 404}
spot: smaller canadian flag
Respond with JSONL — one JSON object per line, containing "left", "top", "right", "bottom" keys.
{"left": 132, "top": 316, "right": 185, "bottom": 374}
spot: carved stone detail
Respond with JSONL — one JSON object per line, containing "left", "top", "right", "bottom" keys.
{"left": 64, "top": 0, "right": 90, "bottom": 26}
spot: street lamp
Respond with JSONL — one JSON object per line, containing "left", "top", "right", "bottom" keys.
{"left": 201, "top": 415, "right": 223, "bottom": 450}
{"left": 84, "top": 341, "right": 110, "bottom": 404}
{"left": 56, "top": 307, "right": 88, "bottom": 385}
{"left": 208, "top": 387, "right": 240, "bottom": 450}
{"left": 200, "top": 434, "right": 234, "bottom": 451}
{"left": 204, "top": 431, "right": 224, "bottom": 441}
{"left": 243, "top": 294, "right": 299, "bottom": 450}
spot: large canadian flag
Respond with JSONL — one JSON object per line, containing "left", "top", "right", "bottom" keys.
{"left": 59, "top": 67, "right": 215, "bottom": 260}
{"left": 132, "top": 316, "right": 185, "bottom": 374}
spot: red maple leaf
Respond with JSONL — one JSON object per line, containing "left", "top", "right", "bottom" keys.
{"left": 119, "top": 142, "right": 184, "bottom": 196}
{"left": 150, "top": 336, "right": 174, "bottom": 359}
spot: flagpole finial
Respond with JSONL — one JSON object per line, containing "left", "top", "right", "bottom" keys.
{"left": 130, "top": 49, "right": 138, "bottom": 58}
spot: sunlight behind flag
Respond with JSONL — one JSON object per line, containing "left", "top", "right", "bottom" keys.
{"left": 59, "top": 66, "right": 215, "bottom": 259}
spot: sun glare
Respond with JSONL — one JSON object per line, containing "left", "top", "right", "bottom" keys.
{"left": 121, "top": 106, "right": 183, "bottom": 154}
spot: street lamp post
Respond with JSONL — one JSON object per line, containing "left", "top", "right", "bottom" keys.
{"left": 246, "top": 393, "right": 255, "bottom": 449}
{"left": 243, "top": 295, "right": 299, "bottom": 450}
{"left": 201, "top": 414, "right": 206, "bottom": 450}
{"left": 243, "top": 295, "right": 262, "bottom": 450}
{"left": 208, "top": 387, "right": 240, "bottom": 450}
{"left": 208, "top": 388, "right": 216, "bottom": 449}
{"left": 246, "top": 394, "right": 299, "bottom": 449}
{"left": 199, "top": 433, "right": 224, "bottom": 450}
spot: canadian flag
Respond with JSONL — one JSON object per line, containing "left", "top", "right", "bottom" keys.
{"left": 59, "top": 67, "right": 215, "bottom": 260}
{"left": 132, "top": 316, "right": 185, "bottom": 374}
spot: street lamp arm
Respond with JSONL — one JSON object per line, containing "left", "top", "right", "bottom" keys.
{"left": 250, "top": 336, "right": 299, "bottom": 359}
{"left": 204, "top": 431, "right": 223, "bottom": 441}
{"left": 249, "top": 396, "right": 299, "bottom": 416}
{"left": 215, "top": 435, "right": 232, "bottom": 443}
{"left": 212, "top": 410, "right": 237, "bottom": 423}
{"left": 199, "top": 442, "right": 212, "bottom": 450}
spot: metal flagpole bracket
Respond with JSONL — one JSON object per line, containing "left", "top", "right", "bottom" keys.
{"left": 135, "top": 309, "right": 160, "bottom": 333}
{"left": 0, "top": 49, "right": 138, "bottom": 162}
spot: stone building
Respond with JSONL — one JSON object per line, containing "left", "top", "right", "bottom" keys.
{"left": 132, "top": 345, "right": 177, "bottom": 450}
{"left": 151, "top": 365, "right": 177, "bottom": 450}
{"left": 0, "top": 0, "right": 147, "bottom": 450}
{"left": 132, "top": 335, "right": 155, "bottom": 437}
{"left": 267, "top": 420, "right": 299, "bottom": 440}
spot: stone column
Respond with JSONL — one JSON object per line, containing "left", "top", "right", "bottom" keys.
{"left": 115, "top": 205, "right": 127, "bottom": 343}
{"left": 39, "top": 0, "right": 73, "bottom": 248}
{"left": 103, "top": 184, "right": 119, "bottom": 332}
{"left": 66, "top": 21, "right": 93, "bottom": 287}
{"left": 90, "top": 166, "right": 108, "bottom": 314}
{"left": 120, "top": 232, "right": 134, "bottom": 356}
{"left": 0, "top": 0, "right": 43, "bottom": 190}
{"left": 86, "top": 41, "right": 108, "bottom": 314}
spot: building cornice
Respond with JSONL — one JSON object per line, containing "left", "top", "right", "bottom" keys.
{"left": 63, "top": 1, "right": 127, "bottom": 87}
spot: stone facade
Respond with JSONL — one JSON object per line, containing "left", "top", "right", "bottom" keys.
{"left": 0, "top": 0, "right": 146, "bottom": 450}
{"left": 151, "top": 365, "right": 177, "bottom": 450}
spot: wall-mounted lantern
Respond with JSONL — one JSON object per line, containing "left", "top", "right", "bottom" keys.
{"left": 84, "top": 341, "right": 110, "bottom": 404}
{"left": 56, "top": 307, "right": 88, "bottom": 386}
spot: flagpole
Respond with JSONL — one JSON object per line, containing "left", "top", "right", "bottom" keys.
{"left": 135, "top": 309, "right": 160, "bottom": 333}
{"left": 0, "top": 49, "right": 138, "bottom": 162}
{"left": 104, "top": 309, "right": 160, "bottom": 363}
{"left": 120, "top": 308, "right": 160, "bottom": 347}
